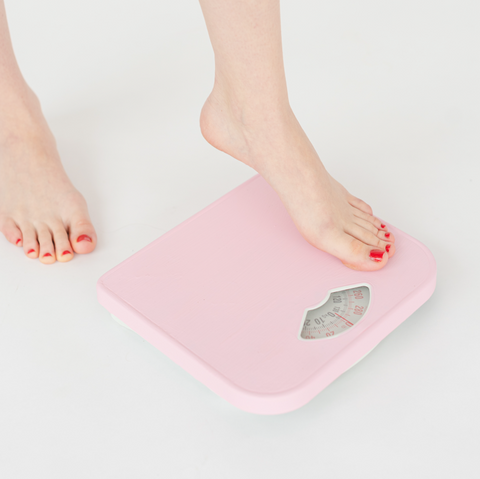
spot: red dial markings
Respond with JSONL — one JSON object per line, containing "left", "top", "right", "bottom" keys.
{"left": 335, "top": 313, "right": 353, "bottom": 327}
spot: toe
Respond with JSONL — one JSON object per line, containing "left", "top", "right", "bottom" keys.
{"left": 37, "top": 224, "right": 56, "bottom": 264}
{"left": 337, "top": 233, "right": 389, "bottom": 271}
{"left": 348, "top": 195, "right": 373, "bottom": 216}
{"left": 52, "top": 223, "right": 74, "bottom": 263}
{"left": 351, "top": 216, "right": 379, "bottom": 236}
{"left": 352, "top": 210, "right": 395, "bottom": 243}
{"left": 377, "top": 219, "right": 389, "bottom": 231}
{"left": 385, "top": 242, "right": 396, "bottom": 258}
{"left": 20, "top": 224, "right": 40, "bottom": 259}
{"left": 346, "top": 223, "right": 391, "bottom": 252}
{"left": 352, "top": 208, "right": 386, "bottom": 231}
{"left": 69, "top": 216, "right": 97, "bottom": 254}
{"left": 381, "top": 230, "right": 395, "bottom": 243}
{"left": 0, "top": 217, "right": 23, "bottom": 247}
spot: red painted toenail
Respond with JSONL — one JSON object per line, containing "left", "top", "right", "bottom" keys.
{"left": 369, "top": 250, "right": 384, "bottom": 262}
{"left": 27, "top": 249, "right": 35, "bottom": 254}
{"left": 385, "top": 232, "right": 391, "bottom": 238}
{"left": 386, "top": 244, "right": 391, "bottom": 252}
{"left": 16, "top": 238, "right": 21, "bottom": 245}
{"left": 43, "top": 253, "right": 52, "bottom": 257}
{"left": 381, "top": 224, "right": 386, "bottom": 228}
{"left": 77, "top": 235, "right": 92, "bottom": 243}
{"left": 62, "top": 251, "right": 71, "bottom": 255}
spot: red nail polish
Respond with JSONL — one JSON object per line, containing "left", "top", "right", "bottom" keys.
{"left": 27, "top": 249, "right": 35, "bottom": 254}
{"left": 62, "top": 251, "right": 71, "bottom": 255}
{"left": 380, "top": 224, "right": 386, "bottom": 229}
{"left": 385, "top": 232, "right": 391, "bottom": 238}
{"left": 77, "top": 234, "right": 92, "bottom": 243}
{"left": 369, "top": 250, "right": 384, "bottom": 262}
{"left": 43, "top": 253, "right": 52, "bottom": 257}
{"left": 16, "top": 238, "right": 21, "bottom": 245}
{"left": 386, "top": 244, "right": 391, "bottom": 253}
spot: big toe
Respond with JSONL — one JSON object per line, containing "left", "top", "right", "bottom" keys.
{"left": 69, "top": 217, "right": 97, "bottom": 254}
{"left": 328, "top": 232, "right": 389, "bottom": 272}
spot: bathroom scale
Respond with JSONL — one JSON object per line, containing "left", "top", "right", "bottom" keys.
{"left": 97, "top": 174, "right": 436, "bottom": 415}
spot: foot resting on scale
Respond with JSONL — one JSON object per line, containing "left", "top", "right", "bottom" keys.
{"left": 200, "top": 84, "right": 395, "bottom": 271}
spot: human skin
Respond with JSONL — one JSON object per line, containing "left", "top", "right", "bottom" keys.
{"left": 0, "top": 0, "right": 96, "bottom": 263}
{"left": 198, "top": 0, "right": 395, "bottom": 270}
{"left": 0, "top": 0, "right": 394, "bottom": 269}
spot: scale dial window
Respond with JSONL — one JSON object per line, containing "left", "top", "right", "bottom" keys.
{"left": 299, "top": 286, "right": 370, "bottom": 340}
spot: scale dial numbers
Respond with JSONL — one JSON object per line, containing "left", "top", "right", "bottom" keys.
{"left": 300, "top": 286, "right": 370, "bottom": 340}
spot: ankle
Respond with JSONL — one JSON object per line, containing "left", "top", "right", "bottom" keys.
{"left": 210, "top": 73, "right": 292, "bottom": 125}
{"left": 0, "top": 82, "right": 42, "bottom": 121}
{"left": 0, "top": 86, "right": 51, "bottom": 145}
{"left": 200, "top": 79, "right": 301, "bottom": 171}
{"left": 200, "top": 76, "right": 295, "bottom": 164}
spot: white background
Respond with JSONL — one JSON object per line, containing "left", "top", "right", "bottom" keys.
{"left": 1, "top": 0, "right": 479, "bottom": 477}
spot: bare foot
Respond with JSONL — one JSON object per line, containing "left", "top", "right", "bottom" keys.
{"left": 0, "top": 88, "right": 97, "bottom": 264}
{"left": 200, "top": 84, "right": 395, "bottom": 271}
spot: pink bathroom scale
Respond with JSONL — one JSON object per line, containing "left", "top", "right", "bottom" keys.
{"left": 97, "top": 174, "right": 436, "bottom": 414}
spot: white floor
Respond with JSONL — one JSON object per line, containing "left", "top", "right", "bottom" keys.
{"left": 1, "top": 0, "right": 479, "bottom": 477}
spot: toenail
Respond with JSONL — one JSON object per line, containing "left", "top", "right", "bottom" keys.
{"left": 62, "top": 251, "right": 71, "bottom": 256}
{"left": 27, "top": 249, "right": 35, "bottom": 254}
{"left": 380, "top": 224, "right": 386, "bottom": 229}
{"left": 43, "top": 253, "right": 52, "bottom": 257}
{"left": 16, "top": 238, "right": 21, "bottom": 245}
{"left": 77, "top": 234, "right": 92, "bottom": 243}
{"left": 385, "top": 232, "right": 391, "bottom": 238}
{"left": 386, "top": 244, "right": 391, "bottom": 253}
{"left": 369, "top": 249, "right": 384, "bottom": 262}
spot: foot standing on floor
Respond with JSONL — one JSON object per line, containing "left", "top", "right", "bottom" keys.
{"left": 0, "top": 1, "right": 97, "bottom": 264}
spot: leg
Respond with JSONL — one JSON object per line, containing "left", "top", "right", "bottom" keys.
{"left": 0, "top": 1, "right": 96, "bottom": 264}
{"left": 198, "top": 0, "right": 395, "bottom": 270}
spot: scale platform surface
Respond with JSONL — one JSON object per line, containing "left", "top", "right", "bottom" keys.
{"left": 97, "top": 174, "right": 436, "bottom": 414}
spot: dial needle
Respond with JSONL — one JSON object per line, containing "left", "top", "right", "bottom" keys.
{"left": 335, "top": 313, "right": 354, "bottom": 327}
